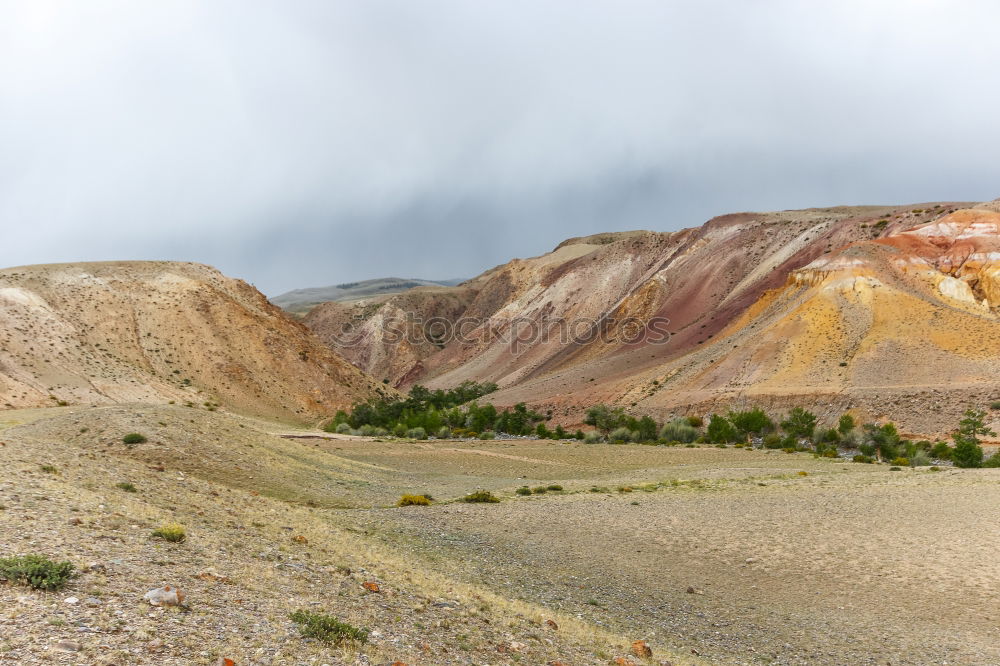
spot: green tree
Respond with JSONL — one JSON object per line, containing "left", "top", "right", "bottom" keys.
{"left": 728, "top": 408, "right": 775, "bottom": 442}
{"left": 952, "top": 408, "right": 995, "bottom": 468}
{"left": 706, "top": 414, "right": 739, "bottom": 443}
{"left": 780, "top": 407, "right": 817, "bottom": 440}
{"left": 635, "top": 416, "right": 659, "bottom": 443}
{"left": 584, "top": 405, "right": 627, "bottom": 435}
{"left": 863, "top": 422, "right": 901, "bottom": 461}
{"left": 837, "top": 413, "right": 855, "bottom": 435}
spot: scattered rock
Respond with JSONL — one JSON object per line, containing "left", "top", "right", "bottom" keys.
{"left": 545, "top": 619, "right": 559, "bottom": 630}
{"left": 143, "top": 585, "right": 186, "bottom": 606}
{"left": 197, "top": 569, "right": 231, "bottom": 583}
{"left": 63, "top": 596, "right": 79, "bottom": 604}
{"left": 84, "top": 597, "right": 102, "bottom": 607}
{"left": 53, "top": 640, "right": 81, "bottom": 652}
{"left": 631, "top": 639, "right": 653, "bottom": 658}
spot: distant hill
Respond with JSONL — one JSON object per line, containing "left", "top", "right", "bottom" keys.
{"left": 300, "top": 200, "right": 1000, "bottom": 435}
{"left": 271, "top": 277, "right": 465, "bottom": 314}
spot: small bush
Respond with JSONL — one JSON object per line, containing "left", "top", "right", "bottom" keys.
{"left": 335, "top": 423, "right": 352, "bottom": 435}
{"left": 583, "top": 431, "right": 603, "bottom": 444}
{"left": 122, "top": 433, "right": 147, "bottom": 445}
{"left": 686, "top": 415, "right": 704, "bottom": 428}
{"left": 515, "top": 486, "right": 532, "bottom": 496}
{"left": 358, "top": 424, "right": 377, "bottom": 437}
{"left": 853, "top": 454, "right": 874, "bottom": 464}
{"left": 983, "top": 451, "right": 1000, "bottom": 468}
{"left": 0, "top": 554, "right": 76, "bottom": 591}
{"left": 990, "top": 401, "right": 1000, "bottom": 410}
{"left": 930, "top": 441, "right": 952, "bottom": 460}
{"left": 39, "top": 465, "right": 58, "bottom": 474}
{"left": 546, "top": 484, "right": 563, "bottom": 491}
{"left": 477, "top": 431, "right": 495, "bottom": 440}
{"left": 890, "top": 457, "right": 910, "bottom": 467}
{"left": 660, "top": 420, "right": 698, "bottom": 443}
{"left": 115, "top": 482, "right": 138, "bottom": 493}
{"left": 910, "top": 450, "right": 932, "bottom": 467}
{"left": 406, "top": 427, "right": 428, "bottom": 440}
{"left": 889, "top": 466, "right": 902, "bottom": 471}
{"left": 289, "top": 610, "right": 368, "bottom": 645}
{"left": 436, "top": 427, "right": 451, "bottom": 439}
{"left": 609, "top": 427, "right": 632, "bottom": 443}
{"left": 461, "top": 490, "right": 500, "bottom": 503}
{"left": 532, "top": 486, "right": 548, "bottom": 494}
{"left": 151, "top": 523, "right": 186, "bottom": 543}
{"left": 396, "top": 494, "right": 431, "bottom": 507}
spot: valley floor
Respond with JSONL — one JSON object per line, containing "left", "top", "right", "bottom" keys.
{"left": 2, "top": 405, "right": 998, "bottom": 664}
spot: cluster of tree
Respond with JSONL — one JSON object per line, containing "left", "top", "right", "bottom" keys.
{"left": 583, "top": 403, "right": 1000, "bottom": 467}
{"left": 327, "top": 381, "right": 555, "bottom": 438}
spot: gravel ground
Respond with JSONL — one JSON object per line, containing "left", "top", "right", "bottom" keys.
{"left": 353, "top": 467, "right": 1000, "bottom": 665}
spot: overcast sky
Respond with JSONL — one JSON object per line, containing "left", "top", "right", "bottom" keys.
{"left": 2, "top": 1, "right": 999, "bottom": 295}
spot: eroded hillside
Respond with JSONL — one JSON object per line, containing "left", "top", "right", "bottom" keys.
{"left": 0, "top": 261, "right": 390, "bottom": 423}
{"left": 302, "top": 201, "right": 999, "bottom": 433}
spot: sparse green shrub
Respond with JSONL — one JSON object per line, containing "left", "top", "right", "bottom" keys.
{"left": 763, "top": 434, "right": 783, "bottom": 449}
{"left": 515, "top": 486, "right": 532, "bottom": 496}
{"left": 929, "top": 465, "right": 941, "bottom": 471}
{"left": 477, "top": 430, "right": 495, "bottom": 440}
{"left": 461, "top": 490, "right": 500, "bottom": 503}
{"left": 122, "top": 433, "right": 147, "bottom": 445}
{"left": 0, "top": 555, "right": 76, "bottom": 591}
{"left": 889, "top": 466, "right": 902, "bottom": 471}
{"left": 546, "top": 484, "right": 563, "bottom": 491}
{"left": 609, "top": 427, "right": 632, "bottom": 443}
{"left": 358, "top": 424, "right": 377, "bottom": 437}
{"left": 660, "top": 419, "right": 698, "bottom": 443}
{"left": 574, "top": 430, "right": 585, "bottom": 440}
{"left": 392, "top": 423, "right": 408, "bottom": 437}
{"left": 686, "top": 415, "right": 704, "bottom": 428}
{"left": 583, "top": 431, "right": 603, "bottom": 444}
{"left": 396, "top": 494, "right": 431, "bottom": 507}
{"left": 115, "top": 482, "right": 138, "bottom": 493}
{"left": 406, "top": 427, "right": 428, "bottom": 440}
{"left": 151, "top": 523, "right": 186, "bottom": 543}
{"left": 909, "top": 451, "right": 932, "bottom": 467}
{"left": 853, "top": 454, "right": 874, "bottom": 464}
{"left": 436, "top": 427, "right": 451, "bottom": 439}
{"left": 39, "top": 465, "right": 58, "bottom": 474}
{"left": 990, "top": 401, "right": 1000, "bottom": 410}
{"left": 982, "top": 451, "right": 1000, "bottom": 468}
{"left": 532, "top": 486, "right": 548, "bottom": 494}
{"left": 335, "top": 423, "right": 352, "bottom": 435}
{"left": 289, "top": 610, "right": 368, "bottom": 645}
{"left": 891, "top": 457, "right": 910, "bottom": 467}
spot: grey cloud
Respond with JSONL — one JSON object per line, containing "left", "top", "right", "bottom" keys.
{"left": 1, "top": 0, "right": 999, "bottom": 294}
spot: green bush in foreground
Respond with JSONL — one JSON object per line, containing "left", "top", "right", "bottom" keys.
{"left": 396, "top": 494, "right": 431, "bottom": 507}
{"left": 122, "top": 433, "right": 147, "bottom": 445}
{"left": 0, "top": 554, "right": 76, "bottom": 591}
{"left": 515, "top": 486, "right": 532, "bottom": 496}
{"left": 115, "top": 482, "right": 138, "bottom": 493}
{"left": 461, "top": 490, "right": 500, "bottom": 503}
{"left": 289, "top": 610, "right": 368, "bottom": 645}
{"left": 151, "top": 523, "right": 186, "bottom": 542}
